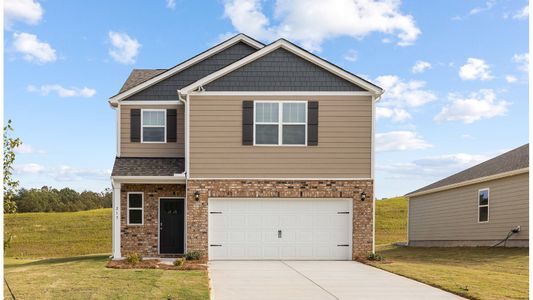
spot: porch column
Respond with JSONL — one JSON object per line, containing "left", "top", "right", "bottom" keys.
{"left": 112, "top": 181, "right": 122, "bottom": 259}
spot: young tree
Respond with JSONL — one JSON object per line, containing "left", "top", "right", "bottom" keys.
{"left": 4, "top": 120, "right": 22, "bottom": 213}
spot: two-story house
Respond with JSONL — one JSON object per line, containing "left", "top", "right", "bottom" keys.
{"left": 109, "top": 34, "right": 383, "bottom": 261}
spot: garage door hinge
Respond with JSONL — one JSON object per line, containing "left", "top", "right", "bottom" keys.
{"left": 337, "top": 211, "right": 350, "bottom": 214}
{"left": 337, "top": 244, "right": 349, "bottom": 247}
{"left": 210, "top": 211, "right": 222, "bottom": 214}
{"left": 210, "top": 244, "right": 222, "bottom": 247}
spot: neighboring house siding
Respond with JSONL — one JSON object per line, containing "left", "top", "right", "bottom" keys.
{"left": 409, "top": 173, "right": 529, "bottom": 244}
{"left": 120, "top": 105, "right": 184, "bottom": 157}
{"left": 204, "top": 48, "right": 366, "bottom": 91}
{"left": 123, "top": 42, "right": 257, "bottom": 101}
{"left": 188, "top": 95, "right": 372, "bottom": 178}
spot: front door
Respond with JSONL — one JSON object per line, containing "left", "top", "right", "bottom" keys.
{"left": 159, "top": 198, "right": 185, "bottom": 254}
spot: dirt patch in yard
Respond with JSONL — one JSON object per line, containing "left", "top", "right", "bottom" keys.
{"left": 106, "top": 259, "right": 207, "bottom": 270}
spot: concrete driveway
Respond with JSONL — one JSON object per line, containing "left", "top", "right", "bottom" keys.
{"left": 209, "top": 261, "right": 463, "bottom": 300}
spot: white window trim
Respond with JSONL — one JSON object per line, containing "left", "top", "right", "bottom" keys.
{"left": 477, "top": 188, "right": 489, "bottom": 223}
{"left": 127, "top": 192, "right": 144, "bottom": 225}
{"left": 253, "top": 100, "right": 308, "bottom": 146}
{"left": 141, "top": 109, "right": 167, "bottom": 143}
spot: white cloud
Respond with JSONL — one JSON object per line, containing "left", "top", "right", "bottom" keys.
{"left": 375, "top": 75, "right": 437, "bottom": 108}
{"left": 434, "top": 89, "right": 509, "bottom": 124}
{"left": 108, "top": 31, "right": 141, "bottom": 64}
{"left": 223, "top": 0, "right": 421, "bottom": 51}
{"left": 15, "top": 163, "right": 111, "bottom": 181}
{"left": 376, "top": 131, "right": 432, "bottom": 152}
{"left": 459, "top": 58, "right": 493, "bottom": 81}
{"left": 376, "top": 107, "right": 412, "bottom": 122}
{"left": 166, "top": 0, "right": 176, "bottom": 9}
{"left": 512, "top": 5, "right": 529, "bottom": 19}
{"left": 14, "top": 144, "right": 45, "bottom": 154}
{"left": 513, "top": 53, "right": 529, "bottom": 73}
{"left": 505, "top": 75, "right": 518, "bottom": 83}
{"left": 411, "top": 60, "right": 431, "bottom": 73}
{"left": 12, "top": 32, "right": 56, "bottom": 64}
{"left": 27, "top": 84, "right": 96, "bottom": 98}
{"left": 343, "top": 49, "right": 358, "bottom": 62}
{"left": 378, "top": 152, "right": 491, "bottom": 179}
{"left": 4, "top": 0, "right": 43, "bottom": 28}
{"left": 469, "top": 0, "right": 495, "bottom": 15}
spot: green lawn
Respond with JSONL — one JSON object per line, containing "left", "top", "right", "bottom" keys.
{"left": 5, "top": 208, "right": 112, "bottom": 258}
{"left": 373, "top": 197, "right": 529, "bottom": 300}
{"left": 4, "top": 256, "right": 209, "bottom": 300}
{"left": 4, "top": 209, "right": 209, "bottom": 299}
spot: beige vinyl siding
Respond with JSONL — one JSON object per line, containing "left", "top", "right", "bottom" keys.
{"left": 409, "top": 173, "right": 529, "bottom": 242}
{"left": 120, "top": 104, "right": 184, "bottom": 157}
{"left": 189, "top": 95, "right": 372, "bottom": 178}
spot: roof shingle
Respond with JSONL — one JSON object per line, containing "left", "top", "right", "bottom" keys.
{"left": 407, "top": 144, "right": 529, "bottom": 196}
{"left": 112, "top": 157, "right": 184, "bottom": 176}
{"left": 119, "top": 69, "right": 167, "bottom": 93}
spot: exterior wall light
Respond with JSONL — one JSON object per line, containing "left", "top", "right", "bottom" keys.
{"left": 360, "top": 192, "right": 367, "bottom": 201}
{"left": 194, "top": 191, "right": 200, "bottom": 201}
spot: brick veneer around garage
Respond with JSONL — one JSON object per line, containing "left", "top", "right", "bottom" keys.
{"left": 120, "top": 184, "right": 186, "bottom": 257}
{"left": 186, "top": 179, "right": 374, "bottom": 260}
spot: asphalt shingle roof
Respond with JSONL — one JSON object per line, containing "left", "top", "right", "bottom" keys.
{"left": 119, "top": 69, "right": 167, "bottom": 93}
{"left": 111, "top": 157, "right": 185, "bottom": 176}
{"left": 407, "top": 144, "right": 529, "bottom": 196}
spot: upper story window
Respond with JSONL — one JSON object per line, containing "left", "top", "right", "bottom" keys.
{"left": 142, "top": 109, "right": 166, "bottom": 143}
{"left": 254, "top": 101, "right": 307, "bottom": 146}
{"left": 478, "top": 188, "right": 489, "bottom": 223}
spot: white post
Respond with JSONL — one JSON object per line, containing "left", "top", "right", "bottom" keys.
{"left": 112, "top": 180, "right": 122, "bottom": 259}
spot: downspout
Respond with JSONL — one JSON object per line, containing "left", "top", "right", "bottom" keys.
{"left": 371, "top": 92, "right": 383, "bottom": 255}
{"left": 178, "top": 90, "right": 189, "bottom": 178}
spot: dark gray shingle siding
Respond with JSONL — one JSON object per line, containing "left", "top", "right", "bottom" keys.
{"left": 204, "top": 48, "right": 366, "bottom": 91}
{"left": 407, "top": 144, "right": 529, "bottom": 195}
{"left": 112, "top": 157, "right": 185, "bottom": 176}
{"left": 124, "top": 42, "right": 257, "bottom": 101}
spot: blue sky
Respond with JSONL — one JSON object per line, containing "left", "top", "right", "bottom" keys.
{"left": 4, "top": 0, "right": 529, "bottom": 198}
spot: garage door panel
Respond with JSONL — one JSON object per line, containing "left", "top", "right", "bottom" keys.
{"left": 209, "top": 198, "right": 352, "bottom": 260}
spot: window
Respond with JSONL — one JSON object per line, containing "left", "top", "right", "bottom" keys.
{"left": 478, "top": 188, "right": 489, "bottom": 223}
{"left": 142, "top": 109, "right": 166, "bottom": 143}
{"left": 128, "top": 192, "right": 143, "bottom": 225}
{"left": 255, "top": 101, "right": 306, "bottom": 145}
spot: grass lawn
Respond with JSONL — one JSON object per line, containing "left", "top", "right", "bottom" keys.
{"left": 5, "top": 208, "right": 112, "bottom": 258}
{"left": 373, "top": 197, "right": 529, "bottom": 300}
{"left": 4, "top": 255, "right": 209, "bottom": 300}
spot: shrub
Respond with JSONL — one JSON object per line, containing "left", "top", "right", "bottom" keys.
{"left": 367, "top": 252, "right": 384, "bottom": 261}
{"left": 126, "top": 253, "right": 142, "bottom": 264}
{"left": 185, "top": 250, "right": 203, "bottom": 261}
{"left": 173, "top": 257, "right": 185, "bottom": 267}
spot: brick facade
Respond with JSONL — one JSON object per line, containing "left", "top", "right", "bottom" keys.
{"left": 186, "top": 179, "right": 374, "bottom": 260}
{"left": 120, "top": 180, "right": 374, "bottom": 260}
{"left": 120, "top": 184, "right": 186, "bottom": 257}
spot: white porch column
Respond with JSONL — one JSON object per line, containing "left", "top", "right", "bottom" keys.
{"left": 112, "top": 181, "right": 122, "bottom": 259}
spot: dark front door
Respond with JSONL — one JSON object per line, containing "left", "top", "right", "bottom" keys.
{"left": 159, "top": 198, "right": 185, "bottom": 254}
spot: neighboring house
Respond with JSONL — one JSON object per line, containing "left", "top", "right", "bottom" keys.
{"left": 406, "top": 144, "right": 529, "bottom": 247}
{"left": 109, "top": 34, "right": 384, "bottom": 260}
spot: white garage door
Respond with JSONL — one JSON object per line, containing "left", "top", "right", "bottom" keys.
{"left": 208, "top": 198, "right": 353, "bottom": 260}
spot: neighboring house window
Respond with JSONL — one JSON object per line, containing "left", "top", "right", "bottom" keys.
{"left": 255, "top": 101, "right": 307, "bottom": 145}
{"left": 478, "top": 188, "right": 489, "bottom": 223}
{"left": 128, "top": 192, "right": 143, "bottom": 225}
{"left": 141, "top": 109, "right": 166, "bottom": 143}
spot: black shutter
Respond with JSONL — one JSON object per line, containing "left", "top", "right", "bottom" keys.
{"left": 242, "top": 101, "right": 254, "bottom": 145}
{"left": 308, "top": 101, "right": 319, "bottom": 146}
{"left": 167, "top": 109, "right": 177, "bottom": 142}
{"left": 130, "top": 109, "right": 141, "bottom": 142}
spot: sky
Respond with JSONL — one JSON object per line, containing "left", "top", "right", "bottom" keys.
{"left": 4, "top": 0, "right": 529, "bottom": 198}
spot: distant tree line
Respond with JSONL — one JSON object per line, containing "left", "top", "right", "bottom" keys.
{"left": 12, "top": 186, "right": 112, "bottom": 213}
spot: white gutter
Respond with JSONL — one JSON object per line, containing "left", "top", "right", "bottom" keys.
{"left": 178, "top": 90, "right": 189, "bottom": 178}
{"left": 111, "top": 175, "right": 186, "bottom": 184}
{"left": 406, "top": 167, "right": 529, "bottom": 198}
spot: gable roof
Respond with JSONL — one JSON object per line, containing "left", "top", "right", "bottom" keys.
{"left": 109, "top": 33, "right": 264, "bottom": 105}
{"left": 119, "top": 69, "right": 166, "bottom": 93}
{"left": 180, "top": 38, "right": 383, "bottom": 95}
{"left": 406, "top": 144, "right": 529, "bottom": 197}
